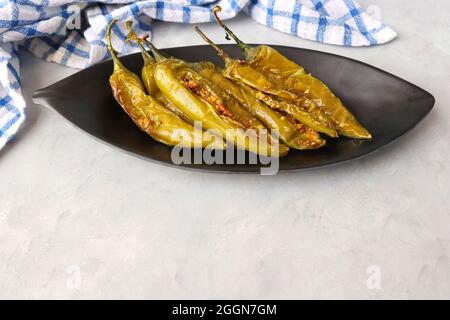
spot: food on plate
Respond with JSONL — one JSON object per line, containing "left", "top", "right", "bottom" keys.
{"left": 107, "top": 16, "right": 372, "bottom": 159}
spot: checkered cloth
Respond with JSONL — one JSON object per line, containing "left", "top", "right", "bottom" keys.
{"left": 0, "top": 0, "right": 396, "bottom": 149}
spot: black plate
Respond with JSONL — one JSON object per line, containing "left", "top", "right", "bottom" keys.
{"left": 32, "top": 44, "right": 434, "bottom": 173}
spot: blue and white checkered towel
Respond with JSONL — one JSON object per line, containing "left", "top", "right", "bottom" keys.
{"left": 0, "top": 0, "right": 397, "bottom": 149}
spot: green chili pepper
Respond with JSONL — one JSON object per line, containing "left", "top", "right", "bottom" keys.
{"left": 153, "top": 59, "right": 281, "bottom": 156}
{"left": 126, "top": 24, "right": 194, "bottom": 126}
{"left": 107, "top": 19, "right": 224, "bottom": 149}
{"left": 187, "top": 64, "right": 290, "bottom": 155}
{"left": 194, "top": 26, "right": 337, "bottom": 138}
{"left": 283, "top": 75, "right": 372, "bottom": 139}
{"left": 193, "top": 62, "right": 325, "bottom": 150}
{"left": 126, "top": 25, "right": 192, "bottom": 125}
{"left": 212, "top": 6, "right": 371, "bottom": 139}
{"left": 130, "top": 38, "right": 268, "bottom": 140}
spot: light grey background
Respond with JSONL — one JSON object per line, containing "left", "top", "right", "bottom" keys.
{"left": 1, "top": 0, "right": 449, "bottom": 299}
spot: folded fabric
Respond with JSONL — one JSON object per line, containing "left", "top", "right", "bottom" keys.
{"left": 0, "top": 0, "right": 397, "bottom": 150}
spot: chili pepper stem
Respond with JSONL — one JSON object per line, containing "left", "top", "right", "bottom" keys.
{"left": 194, "top": 26, "right": 232, "bottom": 65}
{"left": 125, "top": 21, "right": 153, "bottom": 65}
{"left": 212, "top": 6, "right": 253, "bottom": 59}
{"left": 106, "top": 19, "right": 126, "bottom": 71}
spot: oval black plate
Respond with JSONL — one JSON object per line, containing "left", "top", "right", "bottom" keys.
{"left": 32, "top": 44, "right": 434, "bottom": 173}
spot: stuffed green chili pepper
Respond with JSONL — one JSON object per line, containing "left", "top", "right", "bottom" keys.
{"left": 107, "top": 20, "right": 225, "bottom": 149}
{"left": 212, "top": 6, "right": 371, "bottom": 139}
{"left": 194, "top": 26, "right": 337, "bottom": 138}
{"left": 126, "top": 22, "right": 323, "bottom": 151}
{"left": 125, "top": 23, "right": 191, "bottom": 122}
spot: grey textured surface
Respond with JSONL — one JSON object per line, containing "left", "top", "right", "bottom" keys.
{"left": 1, "top": 0, "right": 449, "bottom": 299}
